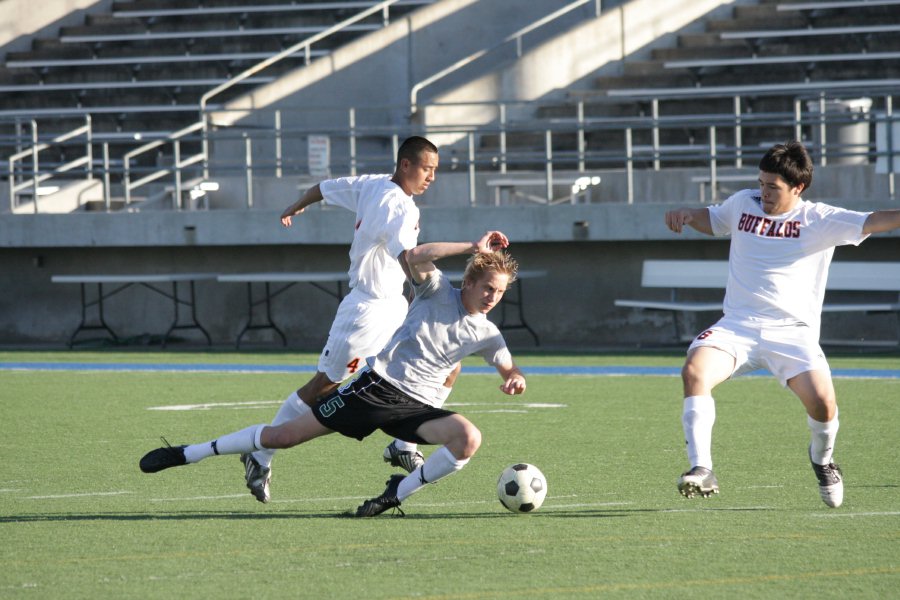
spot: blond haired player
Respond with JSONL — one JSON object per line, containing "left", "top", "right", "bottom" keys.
{"left": 665, "top": 140, "right": 900, "bottom": 508}
{"left": 241, "top": 136, "right": 448, "bottom": 503}
{"left": 140, "top": 231, "right": 525, "bottom": 517}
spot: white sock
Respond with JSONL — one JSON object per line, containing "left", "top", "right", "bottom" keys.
{"left": 183, "top": 425, "right": 266, "bottom": 464}
{"left": 391, "top": 439, "right": 418, "bottom": 453}
{"left": 253, "top": 391, "right": 311, "bottom": 468}
{"left": 396, "top": 446, "right": 468, "bottom": 501}
{"left": 682, "top": 395, "right": 715, "bottom": 470}
{"left": 808, "top": 410, "right": 839, "bottom": 465}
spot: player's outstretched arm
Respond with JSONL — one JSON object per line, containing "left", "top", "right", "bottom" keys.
{"left": 863, "top": 209, "right": 900, "bottom": 235}
{"left": 403, "top": 230, "right": 509, "bottom": 284}
{"left": 496, "top": 360, "right": 526, "bottom": 395}
{"left": 665, "top": 207, "right": 713, "bottom": 235}
{"left": 280, "top": 184, "right": 324, "bottom": 227}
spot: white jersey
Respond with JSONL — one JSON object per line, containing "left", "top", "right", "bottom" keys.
{"left": 708, "top": 189, "right": 870, "bottom": 335}
{"left": 320, "top": 174, "right": 420, "bottom": 299}
{"left": 370, "top": 270, "right": 512, "bottom": 407}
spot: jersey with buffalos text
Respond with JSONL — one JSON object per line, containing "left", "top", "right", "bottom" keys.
{"left": 708, "top": 189, "right": 870, "bottom": 335}
{"left": 320, "top": 174, "right": 420, "bottom": 300}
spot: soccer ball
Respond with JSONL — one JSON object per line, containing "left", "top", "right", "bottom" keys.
{"left": 497, "top": 463, "right": 547, "bottom": 513}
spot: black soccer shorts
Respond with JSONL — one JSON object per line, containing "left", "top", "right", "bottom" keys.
{"left": 312, "top": 367, "right": 457, "bottom": 443}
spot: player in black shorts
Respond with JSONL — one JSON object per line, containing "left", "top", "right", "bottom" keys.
{"left": 140, "top": 230, "right": 527, "bottom": 517}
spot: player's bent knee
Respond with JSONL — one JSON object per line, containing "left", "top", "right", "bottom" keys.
{"left": 458, "top": 421, "right": 482, "bottom": 459}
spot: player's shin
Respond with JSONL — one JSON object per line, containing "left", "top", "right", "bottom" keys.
{"left": 396, "top": 446, "right": 468, "bottom": 500}
{"left": 253, "top": 391, "right": 311, "bottom": 468}
{"left": 682, "top": 395, "right": 716, "bottom": 469}
{"left": 808, "top": 410, "right": 839, "bottom": 465}
{"left": 183, "top": 424, "right": 267, "bottom": 463}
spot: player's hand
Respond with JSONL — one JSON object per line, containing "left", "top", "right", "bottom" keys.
{"left": 475, "top": 230, "right": 509, "bottom": 254}
{"left": 500, "top": 373, "right": 526, "bottom": 395}
{"left": 665, "top": 209, "right": 693, "bottom": 233}
{"left": 280, "top": 206, "right": 304, "bottom": 227}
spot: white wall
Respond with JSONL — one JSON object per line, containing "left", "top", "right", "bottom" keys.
{"left": 0, "top": 0, "right": 112, "bottom": 56}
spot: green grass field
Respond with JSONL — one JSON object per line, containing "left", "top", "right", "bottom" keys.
{"left": 1, "top": 351, "right": 898, "bottom": 598}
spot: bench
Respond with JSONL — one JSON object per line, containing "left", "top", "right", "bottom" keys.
{"left": 664, "top": 51, "right": 900, "bottom": 71}
{"left": 217, "top": 269, "right": 547, "bottom": 347}
{"left": 485, "top": 174, "right": 601, "bottom": 206}
{"left": 690, "top": 173, "right": 758, "bottom": 203}
{"left": 719, "top": 23, "right": 900, "bottom": 41}
{"left": 603, "top": 78, "right": 900, "bottom": 100}
{"left": 0, "top": 77, "right": 273, "bottom": 94}
{"left": 112, "top": 1, "right": 435, "bottom": 18}
{"left": 5, "top": 51, "right": 327, "bottom": 69}
{"left": 59, "top": 24, "right": 380, "bottom": 44}
{"left": 615, "top": 260, "right": 900, "bottom": 345}
{"left": 777, "top": 0, "right": 900, "bottom": 11}
{"left": 51, "top": 273, "right": 217, "bottom": 347}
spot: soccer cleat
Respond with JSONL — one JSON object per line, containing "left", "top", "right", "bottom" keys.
{"left": 382, "top": 441, "right": 425, "bottom": 473}
{"left": 810, "top": 455, "right": 843, "bottom": 508}
{"left": 140, "top": 439, "right": 187, "bottom": 473}
{"left": 677, "top": 466, "right": 719, "bottom": 498}
{"left": 240, "top": 453, "right": 271, "bottom": 504}
{"left": 355, "top": 474, "right": 405, "bottom": 517}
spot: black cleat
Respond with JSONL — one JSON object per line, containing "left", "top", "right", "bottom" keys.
{"left": 355, "top": 474, "right": 405, "bottom": 517}
{"left": 677, "top": 466, "right": 719, "bottom": 498}
{"left": 810, "top": 448, "right": 843, "bottom": 508}
{"left": 140, "top": 439, "right": 187, "bottom": 473}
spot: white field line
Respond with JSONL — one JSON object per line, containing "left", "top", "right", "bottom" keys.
{"left": 29, "top": 491, "right": 133, "bottom": 499}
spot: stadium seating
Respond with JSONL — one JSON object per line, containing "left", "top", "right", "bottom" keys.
{"left": 0, "top": 1, "right": 431, "bottom": 153}
{"left": 521, "top": 0, "right": 900, "bottom": 171}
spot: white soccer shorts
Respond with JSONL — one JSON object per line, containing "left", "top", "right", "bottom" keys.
{"left": 688, "top": 316, "right": 830, "bottom": 386}
{"left": 317, "top": 289, "right": 408, "bottom": 383}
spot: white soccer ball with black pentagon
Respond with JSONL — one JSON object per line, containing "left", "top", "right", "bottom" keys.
{"left": 497, "top": 463, "right": 547, "bottom": 513}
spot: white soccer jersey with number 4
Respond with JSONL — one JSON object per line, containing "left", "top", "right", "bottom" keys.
{"left": 708, "top": 189, "right": 870, "bottom": 334}
{"left": 320, "top": 174, "right": 420, "bottom": 300}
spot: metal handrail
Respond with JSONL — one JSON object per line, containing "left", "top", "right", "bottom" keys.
{"left": 7, "top": 116, "right": 92, "bottom": 213}
{"left": 409, "top": 0, "right": 600, "bottom": 114}
{"left": 198, "top": 0, "right": 417, "bottom": 178}
{"left": 123, "top": 121, "right": 205, "bottom": 206}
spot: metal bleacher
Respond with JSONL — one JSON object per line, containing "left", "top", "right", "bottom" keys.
{"left": 0, "top": 1, "right": 431, "bottom": 141}
{"left": 514, "top": 0, "right": 900, "bottom": 172}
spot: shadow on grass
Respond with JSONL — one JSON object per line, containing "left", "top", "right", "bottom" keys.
{"left": 0, "top": 504, "right": 774, "bottom": 524}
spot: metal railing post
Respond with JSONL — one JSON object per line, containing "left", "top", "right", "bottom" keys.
{"left": 652, "top": 98, "right": 660, "bottom": 171}
{"left": 625, "top": 127, "right": 634, "bottom": 205}
{"left": 733, "top": 96, "right": 742, "bottom": 169}
{"left": 794, "top": 99, "right": 802, "bottom": 143}
{"left": 545, "top": 130, "right": 553, "bottom": 202}
{"left": 817, "top": 94, "right": 827, "bottom": 166}
{"left": 174, "top": 140, "right": 183, "bottom": 210}
{"left": 577, "top": 100, "right": 585, "bottom": 173}
{"left": 349, "top": 108, "right": 357, "bottom": 176}
{"left": 499, "top": 103, "right": 507, "bottom": 174}
{"left": 85, "top": 115, "right": 93, "bottom": 181}
{"left": 102, "top": 142, "right": 111, "bottom": 211}
{"left": 30, "top": 120, "right": 38, "bottom": 214}
{"left": 124, "top": 155, "right": 132, "bottom": 205}
{"left": 275, "top": 109, "right": 283, "bottom": 178}
{"left": 468, "top": 132, "right": 476, "bottom": 206}
{"left": 708, "top": 126, "right": 718, "bottom": 203}
{"left": 244, "top": 134, "right": 253, "bottom": 208}
{"left": 887, "top": 95, "right": 895, "bottom": 201}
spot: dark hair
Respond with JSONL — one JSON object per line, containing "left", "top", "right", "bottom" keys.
{"left": 397, "top": 136, "right": 438, "bottom": 165}
{"left": 758, "top": 140, "right": 813, "bottom": 190}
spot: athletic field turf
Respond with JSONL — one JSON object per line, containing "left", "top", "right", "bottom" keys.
{"left": 2, "top": 350, "right": 898, "bottom": 598}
